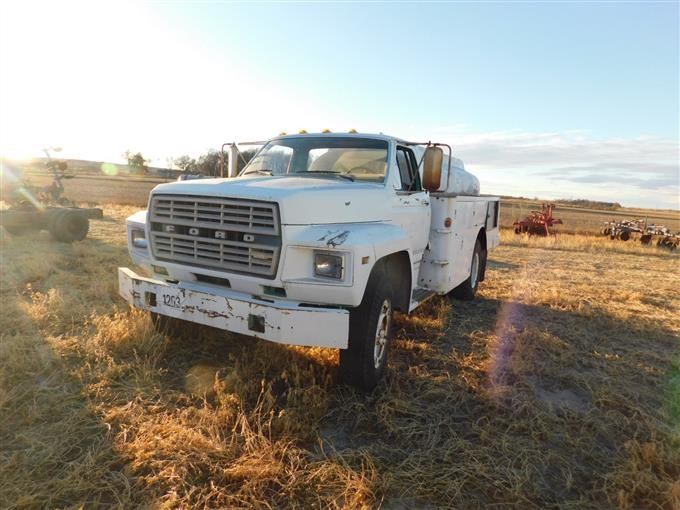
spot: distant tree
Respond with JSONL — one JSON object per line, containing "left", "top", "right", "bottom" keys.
{"left": 195, "top": 150, "right": 221, "bottom": 177}
{"left": 190, "top": 148, "right": 256, "bottom": 177}
{"left": 123, "top": 150, "right": 149, "bottom": 174}
{"left": 167, "top": 148, "right": 258, "bottom": 178}
{"left": 556, "top": 198, "right": 621, "bottom": 211}
{"left": 236, "top": 148, "right": 257, "bottom": 174}
{"left": 174, "top": 155, "right": 197, "bottom": 173}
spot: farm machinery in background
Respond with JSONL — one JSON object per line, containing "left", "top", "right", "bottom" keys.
{"left": 0, "top": 147, "right": 102, "bottom": 242}
{"left": 602, "top": 218, "right": 679, "bottom": 250}
{"left": 513, "top": 203, "right": 563, "bottom": 236}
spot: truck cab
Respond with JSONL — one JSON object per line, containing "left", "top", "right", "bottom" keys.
{"left": 119, "top": 132, "right": 500, "bottom": 389}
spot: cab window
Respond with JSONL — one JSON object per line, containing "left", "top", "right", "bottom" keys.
{"left": 396, "top": 146, "right": 421, "bottom": 192}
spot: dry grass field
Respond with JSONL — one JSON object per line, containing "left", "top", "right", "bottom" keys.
{"left": 1, "top": 202, "right": 678, "bottom": 509}
{"left": 13, "top": 172, "right": 168, "bottom": 207}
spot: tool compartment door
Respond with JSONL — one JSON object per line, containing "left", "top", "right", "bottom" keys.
{"left": 419, "top": 196, "right": 492, "bottom": 294}
{"left": 418, "top": 196, "right": 468, "bottom": 293}
{"left": 485, "top": 199, "right": 501, "bottom": 250}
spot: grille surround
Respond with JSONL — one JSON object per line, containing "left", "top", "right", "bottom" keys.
{"left": 149, "top": 194, "right": 281, "bottom": 278}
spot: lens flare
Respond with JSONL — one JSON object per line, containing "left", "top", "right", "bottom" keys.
{"left": 486, "top": 251, "right": 546, "bottom": 395}
{"left": 487, "top": 300, "right": 524, "bottom": 391}
{"left": 101, "top": 163, "right": 118, "bottom": 176}
{"left": 0, "top": 162, "right": 45, "bottom": 210}
{"left": 16, "top": 187, "right": 45, "bottom": 210}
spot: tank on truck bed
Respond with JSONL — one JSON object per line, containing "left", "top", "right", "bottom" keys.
{"left": 118, "top": 132, "right": 499, "bottom": 390}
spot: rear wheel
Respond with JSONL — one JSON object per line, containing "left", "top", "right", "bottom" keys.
{"left": 340, "top": 265, "right": 393, "bottom": 391}
{"left": 449, "top": 239, "right": 483, "bottom": 301}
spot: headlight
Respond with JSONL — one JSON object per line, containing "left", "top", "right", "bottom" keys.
{"left": 314, "top": 252, "right": 343, "bottom": 279}
{"left": 131, "top": 228, "right": 147, "bottom": 249}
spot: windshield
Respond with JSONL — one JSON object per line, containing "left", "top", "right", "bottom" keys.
{"left": 240, "top": 137, "right": 388, "bottom": 183}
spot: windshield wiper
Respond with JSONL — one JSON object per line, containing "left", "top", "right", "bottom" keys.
{"left": 300, "top": 171, "right": 355, "bottom": 181}
{"left": 243, "top": 169, "right": 273, "bottom": 176}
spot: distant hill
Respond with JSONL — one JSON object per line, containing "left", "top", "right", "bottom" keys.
{"left": 2, "top": 157, "right": 182, "bottom": 179}
{"left": 498, "top": 196, "right": 625, "bottom": 212}
{"left": 555, "top": 199, "right": 621, "bottom": 211}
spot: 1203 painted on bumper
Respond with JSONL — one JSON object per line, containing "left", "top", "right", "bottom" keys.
{"left": 117, "top": 267, "right": 349, "bottom": 348}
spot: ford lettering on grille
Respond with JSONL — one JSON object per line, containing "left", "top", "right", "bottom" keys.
{"left": 149, "top": 195, "right": 281, "bottom": 278}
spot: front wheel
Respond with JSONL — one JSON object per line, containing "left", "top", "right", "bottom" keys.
{"left": 449, "top": 239, "right": 483, "bottom": 301}
{"left": 340, "top": 267, "right": 393, "bottom": 391}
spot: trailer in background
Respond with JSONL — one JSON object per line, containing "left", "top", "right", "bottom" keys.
{"left": 1, "top": 205, "right": 103, "bottom": 242}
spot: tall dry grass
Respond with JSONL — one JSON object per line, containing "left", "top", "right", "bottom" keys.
{"left": 1, "top": 204, "right": 678, "bottom": 508}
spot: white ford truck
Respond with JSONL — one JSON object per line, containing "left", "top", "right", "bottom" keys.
{"left": 118, "top": 132, "right": 500, "bottom": 389}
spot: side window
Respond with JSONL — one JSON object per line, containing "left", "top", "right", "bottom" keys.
{"left": 396, "top": 147, "right": 422, "bottom": 192}
{"left": 247, "top": 144, "right": 293, "bottom": 174}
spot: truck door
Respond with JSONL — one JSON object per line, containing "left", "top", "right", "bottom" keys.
{"left": 392, "top": 145, "right": 431, "bottom": 275}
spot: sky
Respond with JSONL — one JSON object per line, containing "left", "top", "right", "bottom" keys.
{"left": 0, "top": 1, "right": 678, "bottom": 209}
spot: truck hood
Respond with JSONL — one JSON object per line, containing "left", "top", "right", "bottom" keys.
{"left": 151, "top": 175, "right": 391, "bottom": 225}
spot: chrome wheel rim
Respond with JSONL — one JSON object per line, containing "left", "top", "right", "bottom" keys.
{"left": 374, "top": 299, "right": 391, "bottom": 369}
{"left": 470, "top": 251, "right": 479, "bottom": 289}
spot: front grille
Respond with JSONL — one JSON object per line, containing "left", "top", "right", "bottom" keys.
{"left": 149, "top": 195, "right": 281, "bottom": 278}
{"left": 150, "top": 195, "right": 279, "bottom": 235}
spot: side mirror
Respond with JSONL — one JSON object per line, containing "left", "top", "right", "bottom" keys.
{"left": 422, "top": 146, "right": 443, "bottom": 191}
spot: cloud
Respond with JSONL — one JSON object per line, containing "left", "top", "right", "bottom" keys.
{"left": 533, "top": 162, "right": 678, "bottom": 190}
{"left": 454, "top": 131, "right": 678, "bottom": 170}
{"left": 414, "top": 128, "right": 679, "bottom": 209}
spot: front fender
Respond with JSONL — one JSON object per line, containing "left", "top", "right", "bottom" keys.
{"left": 126, "top": 209, "right": 152, "bottom": 271}
{"left": 282, "top": 223, "right": 413, "bottom": 307}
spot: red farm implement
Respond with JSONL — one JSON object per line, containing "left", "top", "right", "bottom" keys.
{"left": 513, "top": 203, "right": 563, "bottom": 236}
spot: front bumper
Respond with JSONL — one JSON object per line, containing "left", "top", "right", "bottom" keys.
{"left": 118, "top": 267, "right": 349, "bottom": 349}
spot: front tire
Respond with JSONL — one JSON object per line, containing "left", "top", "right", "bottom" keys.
{"left": 449, "top": 239, "right": 483, "bottom": 301}
{"left": 340, "top": 266, "right": 394, "bottom": 391}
